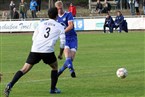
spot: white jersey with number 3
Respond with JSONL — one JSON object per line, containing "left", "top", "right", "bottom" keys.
{"left": 31, "top": 19, "right": 65, "bottom": 53}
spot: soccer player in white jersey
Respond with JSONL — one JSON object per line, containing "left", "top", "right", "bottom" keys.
{"left": 4, "top": 7, "right": 65, "bottom": 97}
{"left": 55, "top": 1, "right": 78, "bottom": 78}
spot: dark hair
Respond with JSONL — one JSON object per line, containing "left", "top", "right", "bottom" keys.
{"left": 117, "top": 11, "right": 122, "bottom": 15}
{"left": 106, "top": 12, "right": 110, "bottom": 15}
{"left": 48, "top": 7, "right": 58, "bottom": 19}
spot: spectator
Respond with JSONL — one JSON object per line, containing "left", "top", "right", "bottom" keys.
{"left": 12, "top": 8, "right": 19, "bottom": 19}
{"left": 114, "top": 11, "right": 128, "bottom": 33}
{"left": 115, "top": 0, "right": 120, "bottom": 9}
{"left": 134, "top": 0, "right": 140, "bottom": 15}
{"left": 143, "top": 0, "right": 145, "bottom": 15}
{"left": 19, "top": 0, "right": 28, "bottom": 19}
{"left": 68, "top": 3, "right": 76, "bottom": 17}
{"left": 36, "top": 0, "right": 41, "bottom": 11}
{"left": 103, "top": 13, "right": 115, "bottom": 33}
{"left": 2, "top": 11, "right": 8, "bottom": 19}
{"left": 127, "top": 0, "right": 130, "bottom": 9}
{"left": 96, "top": 0, "right": 103, "bottom": 14}
{"left": 101, "top": 0, "right": 111, "bottom": 13}
{"left": 30, "top": 0, "right": 38, "bottom": 18}
{"left": 129, "top": 0, "right": 135, "bottom": 15}
{"left": 9, "top": 0, "right": 15, "bottom": 19}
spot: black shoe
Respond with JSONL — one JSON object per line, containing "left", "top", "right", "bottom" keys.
{"left": 4, "top": 83, "right": 12, "bottom": 97}
{"left": 71, "top": 72, "right": 76, "bottom": 78}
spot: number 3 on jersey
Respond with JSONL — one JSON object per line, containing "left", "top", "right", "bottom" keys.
{"left": 44, "top": 27, "right": 51, "bottom": 38}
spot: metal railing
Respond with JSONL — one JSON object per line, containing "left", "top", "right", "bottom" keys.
{"left": 0, "top": 15, "right": 144, "bottom": 21}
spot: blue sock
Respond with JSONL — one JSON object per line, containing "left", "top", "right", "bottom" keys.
{"left": 66, "top": 58, "right": 74, "bottom": 73}
{"left": 58, "top": 59, "right": 69, "bottom": 76}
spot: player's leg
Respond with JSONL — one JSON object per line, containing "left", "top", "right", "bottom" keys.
{"left": 42, "top": 53, "right": 60, "bottom": 94}
{"left": 69, "top": 49, "right": 77, "bottom": 77}
{"left": 58, "top": 38, "right": 77, "bottom": 78}
{"left": 64, "top": 48, "right": 75, "bottom": 72}
{"left": 58, "top": 47, "right": 72, "bottom": 76}
{"left": 4, "top": 63, "right": 33, "bottom": 97}
{"left": 66, "top": 38, "right": 77, "bottom": 78}
{"left": 49, "top": 61, "right": 61, "bottom": 94}
{"left": 4, "top": 52, "right": 40, "bottom": 97}
{"left": 58, "top": 41, "right": 70, "bottom": 77}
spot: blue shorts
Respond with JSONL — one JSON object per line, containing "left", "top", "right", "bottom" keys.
{"left": 65, "top": 37, "right": 78, "bottom": 52}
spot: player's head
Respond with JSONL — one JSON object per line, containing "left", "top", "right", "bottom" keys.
{"left": 117, "top": 11, "right": 122, "bottom": 16}
{"left": 55, "top": 1, "right": 64, "bottom": 15}
{"left": 48, "top": 7, "right": 58, "bottom": 19}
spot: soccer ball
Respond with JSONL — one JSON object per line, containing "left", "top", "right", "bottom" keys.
{"left": 116, "top": 68, "right": 128, "bottom": 79}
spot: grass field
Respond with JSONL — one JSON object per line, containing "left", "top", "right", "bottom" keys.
{"left": 0, "top": 32, "right": 144, "bottom": 97}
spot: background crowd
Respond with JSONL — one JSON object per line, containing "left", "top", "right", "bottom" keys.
{"left": 3, "top": 0, "right": 42, "bottom": 19}
{"left": 1, "top": 0, "right": 145, "bottom": 20}
{"left": 96, "top": 0, "right": 144, "bottom": 15}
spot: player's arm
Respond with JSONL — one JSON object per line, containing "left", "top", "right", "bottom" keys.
{"left": 65, "top": 21, "right": 74, "bottom": 33}
{"left": 58, "top": 28, "right": 66, "bottom": 60}
{"left": 65, "top": 13, "right": 74, "bottom": 33}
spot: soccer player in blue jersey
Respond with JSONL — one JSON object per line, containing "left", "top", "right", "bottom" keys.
{"left": 55, "top": 1, "right": 77, "bottom": 78}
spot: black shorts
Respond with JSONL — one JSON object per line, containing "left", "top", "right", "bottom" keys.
{"left": 26, "top": 52, "right": 57, "bottom": 65}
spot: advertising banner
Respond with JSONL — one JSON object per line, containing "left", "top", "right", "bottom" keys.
{"left": 0, "top": 17, "right": 144, "bottom": 32}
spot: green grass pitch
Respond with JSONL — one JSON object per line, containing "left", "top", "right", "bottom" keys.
{"left": 0, "top": 32, "right": 144, "bottom": 97}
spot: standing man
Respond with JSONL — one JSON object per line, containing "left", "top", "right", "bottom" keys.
{"left": 30, "top": 0, "right": 38, "bottom": 18}
{"left": 19, "top": 0, "right": 28, "bottom": 19}
{"left": 103, "top": 13, "right": 115, "bottom": 33}
{"left": 9, "top": 0, "right": 15, "bottom": 19}
{"left": 36, "top": 0, "right": 41, "bottom": 11}
{"left": 134, "top": 0, "right": 140, "bottom": 15}
{"left": 68, "top": 3, "right": 77, "bottom": 17}
{"left": 129, "top": 0, "right": 135, "bottom": 15}
{"left": 55, "top": 1, "right": 78, "bottom": 78}
{"left": 4, "top": 7, "right": 65, "bottom": 97}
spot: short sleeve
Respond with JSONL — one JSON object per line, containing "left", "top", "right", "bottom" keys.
{"left": 67, "top": 12, "right": 74, "bottom": 22}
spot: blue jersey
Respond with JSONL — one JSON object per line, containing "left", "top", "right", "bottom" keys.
{"left": 57, "top": 12, "right": 77, "bottom": 39}
{"left": 105, "top": 16, "right": 114, "bottom": 26}
{"left": 115, "top": 15, "right": 124, "bottom": 25}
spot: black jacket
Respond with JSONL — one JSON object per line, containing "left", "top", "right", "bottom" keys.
{"left": 96, "top": 2, "right": 103, "bottom": 10}
{"left": 13, "top": 11, "right": 19, "bottom": 19}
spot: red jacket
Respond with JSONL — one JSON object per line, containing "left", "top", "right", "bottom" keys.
{"left": 68, "top": 6, "right": 76, "bottom": 17}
